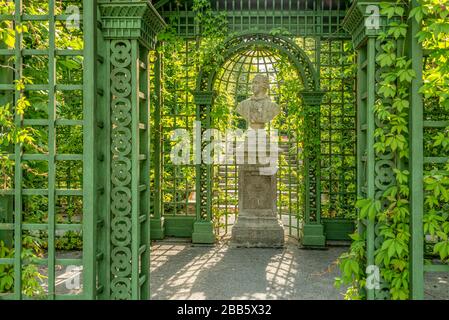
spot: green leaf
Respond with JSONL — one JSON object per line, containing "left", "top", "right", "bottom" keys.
{"left": 388, "top": 240, "right": 396, "bottom": 257}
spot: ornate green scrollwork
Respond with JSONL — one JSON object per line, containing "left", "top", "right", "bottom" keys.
{"left": 99, "top": 0, "right": 163, "bottom": 300}
{"left": 110, "top": 39, "right": 133, "bottom": 300}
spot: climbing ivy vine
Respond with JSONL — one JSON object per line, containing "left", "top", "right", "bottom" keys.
{"left": 336, "top": 0, "right": 449, "bottom": 300}
{"left": 418, "top": 0, "right": 449, "bottom": 264}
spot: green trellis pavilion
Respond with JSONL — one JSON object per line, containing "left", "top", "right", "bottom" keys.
{"left": 0, "top": 0, "right": 448, "bottom": 300}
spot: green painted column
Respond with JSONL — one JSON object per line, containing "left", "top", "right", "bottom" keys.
{"left": 98, "top": 0, "right": 166, "bottom": 300}
{"left": 407, "top": 0, "right": 424, "bottom": 300}
{"left": 192, "top": 91, "right": 215, "bottom": 244}
{"left": 343, "top": 0, "right": 407, "bottom": 300}
{"left": 82, "top": 0, "right": 99, "bottom": 299}
{"left": 343, "top": 4, "right": 383, "bottom": 300}
{"left": 150, "top": 48, "right": 165, "bottom": 240}
{"left": 365, "top": 37, "right": 377, "bottom": 300}
{"left": 300, "top": 91, "right": 325, "bottom": 248}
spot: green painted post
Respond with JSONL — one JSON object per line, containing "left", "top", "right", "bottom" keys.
{"left": 192, "top": 91, "right": 215, "bottom": 244}
{"left": 93, "top": 1, "right": 111, "bottom": 299}
{"left": 300, "top": 91, "right": 325, "bottom": 248}
{"left": 407, "top": 0, "right": 424, "bottom": 300}
{"left": 315, "top": 109, "right": 322, "bottom": 227}
{"left": 342, "top": 1, "right": 398, "bottom": 299}
{"left": 150, "top": 48, "right": 165, "bottom": 240}
{"left": 13, "top": 0, "right": 23, "bottom": 300}
{"left": 83, "top": 0, "right": 100, "bottom": 299}
{"left": 356, "top": 43, "right": 367, "bottom": 243}
{"left": 365, "top": 37, "right": 376, "bottom": 301}
{"left": 139, "top": 44, "right": 151, "bottom": 301}
{"left": 82, "top": 0, "right": 98, "bottom": 300}
{"left": 130, "top": 40, "right": 140, "bottom": 300}
{"left": 47, "top": 0, "right": 57, "bottom": 299}
{"left": 98, "top": 0, "right": 165, "bottom": 299}
{"left": 304, "top": 154, "right": 310, "bottom": 226}
{"left": 195, "top": 93, "right": 202, "bottom": 225}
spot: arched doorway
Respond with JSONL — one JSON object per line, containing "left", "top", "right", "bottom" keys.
{"left": 210, "top": 47, "right": 303, "bottom": 239}
{"left": 193, "top": 32, "right": 326, "bottom": 246}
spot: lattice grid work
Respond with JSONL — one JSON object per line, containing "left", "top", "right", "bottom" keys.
{"left": 0, "top": 0, "right": 87, "bottom": 300}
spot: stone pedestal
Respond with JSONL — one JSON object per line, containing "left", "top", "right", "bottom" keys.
{"left": 231, "top": 75, "right": 284, "bottom": 248}
{"left": 231, "top": 163, "right": 284, "bottom": 248}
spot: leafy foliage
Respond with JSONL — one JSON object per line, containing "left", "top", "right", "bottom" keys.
{"left": 337, "top": 0, "right": 449, "bottom": 300}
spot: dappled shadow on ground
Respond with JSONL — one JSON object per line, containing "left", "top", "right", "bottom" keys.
{"left": 150, "top": 239, "right": 347, "bottom": 300}
{"left": 31, "top": 243, "right": 449, "bottom": 300}
{"left": 425, "top": 272, "right": 449, "bottom": 300}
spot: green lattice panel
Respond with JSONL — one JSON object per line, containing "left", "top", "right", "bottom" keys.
{"left": 158, "top": 0, "right": 349, "bottom": 38}
{"left": 319, "top": 39, "right": 356, "bottom": 222}
{"left": 0, "top": 0, "right": 92, "bottom": 300}
{"left": 156, "top": 40, "right": 198, "bottom": 237}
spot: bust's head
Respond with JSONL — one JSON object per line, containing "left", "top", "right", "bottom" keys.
{"left": 251, "top": 75, "right": 270, "bottom": 97}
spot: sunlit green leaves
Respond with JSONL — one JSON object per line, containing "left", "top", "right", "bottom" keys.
{"left": 338, "top": 0, "right": 449, "bottom": 300}
{"left": 0, "top": 0, "right": 15, "bottom": 48}
{"left": 385, "top": 132, "right": 407, "bottom": 151}
{"left": 387, "top": 22, "right": 408, "bottom": 39}
{"left": 432, "top": 128, "right": 449, "bottom": 151}
{"left": 377, "top": 51, "right": 396, "bottom": 67}
{"left": 0, "top": 27, "right": 15, "bottom": 48}
{"left": 393, "top": 169, "right": 409, "bottom": 184}
{"left": 392, "top": 98, "right": 409, "bottom": 112}
{"left": 336, "top": 250, "right": 365, "bottom": 287}
{"left": 409, "top": 5, "right": 425, "bottom": 23}
{"left": 16, "top": 97, "right": 30, "bottom": 115}
{"left": 423, "top": 210, "right": 447, "bottom": 235}
{"left": 379, "top": 82, "right": 397, "bottom": 98}
{"left": 397, "top": 68, "right": 416, "bottom": 82}
{"left": 381, "top": 238, "right": 406, "bottom": 259}
{"left": 424, "top": 173, "right": 449, "bottom": 202}
{"left": 434, "top": 240, "right": 449, "bottom": 260}
{"left": 0, "top": 241, "right": 14, "bottom": 292}
{"left": 356, "top": 198, "right": 381, "bottom": 221}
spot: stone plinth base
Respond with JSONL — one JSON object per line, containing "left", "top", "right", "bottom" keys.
{"left": 230, "top": 136, "right": 284, "bottom": 248}
{"left": 231, "top": 210, "right": 284, "bottom": 248}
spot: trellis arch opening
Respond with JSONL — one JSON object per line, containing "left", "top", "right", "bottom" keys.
{"left": 193, "top": 32, "right": 324, "bottom": 242}
{"left": 196, "top": 32, "right": 320, "bottom": 92}
{"left": 211, "top": 46, "right": 304, "bottom": 238}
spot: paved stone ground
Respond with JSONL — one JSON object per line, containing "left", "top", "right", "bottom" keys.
{"left": 150, "top": 239, "right": 348, "bottom": 300}
{"left": 424, "top": 271, "right": 449, "bottom": 300}
{"left": 31, "top": 241, "right": 448, "bottom": 300}
{"left": 150, "top": 239, "right": 449, "bottom": 300}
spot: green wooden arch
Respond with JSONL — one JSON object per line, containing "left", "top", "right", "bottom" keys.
{"left": 192, "top": 31, "right": 325, "bottom": 247}
{"left": 196, "top": 31, "right": 321, "bottom": 92}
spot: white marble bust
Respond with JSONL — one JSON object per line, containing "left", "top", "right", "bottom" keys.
{"left": 236, "top": 75, "right": 280, "bottom": 129}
